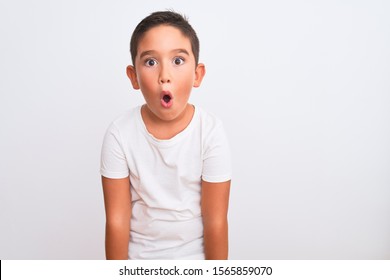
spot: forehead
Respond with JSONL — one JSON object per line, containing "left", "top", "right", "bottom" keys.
{"left": 137, "top": 25, "right": 192, "bottom": 55}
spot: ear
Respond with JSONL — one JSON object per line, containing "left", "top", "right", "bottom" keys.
{"left": 193, "top": 63, "right": 206, "bottom": 88}
{"left": 126, "top": 65, "right": 140, "bottom": 90}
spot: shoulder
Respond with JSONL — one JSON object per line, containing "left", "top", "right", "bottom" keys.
{"left": 195, "top": 107, "right": 229, "bottom": 150}
{"left": 110, "top": 106, "right": 140, "bottom": 130}
{"left": 196, "top": 106, "right": 224, "bottom": 133}
{"left": 103, "top": 106, "right": 141, "bottom": 144}
{"left": 105, "top": 106, "right": 140, "bottom": 135}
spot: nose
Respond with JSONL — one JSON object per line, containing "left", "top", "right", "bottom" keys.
{"left": 159, "top": 64, "right": 171, "bottom": 84}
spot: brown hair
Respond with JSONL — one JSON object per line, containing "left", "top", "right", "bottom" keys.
{"left": 130, "top": 11, "right": 200, "bottom": 66}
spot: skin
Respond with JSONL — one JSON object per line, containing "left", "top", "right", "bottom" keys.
{"left": 102, "top": 24, "right": 231, "bottom": 260}
{"left": 127, "top": 25, "right": 205, "bottom": 139}
{"left": 102, "top": 176, "right": 131, "bottom": 260}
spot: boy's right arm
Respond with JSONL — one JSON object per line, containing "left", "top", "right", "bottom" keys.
{"left": 102, "top": 176, "right": 131, "bottom": 260}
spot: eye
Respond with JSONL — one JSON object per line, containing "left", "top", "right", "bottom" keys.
{"left": 173, "top": 57, "right": 185, "bottom": 65}
{"left": 144, "top": 58, "right": 157, "bottom": 67}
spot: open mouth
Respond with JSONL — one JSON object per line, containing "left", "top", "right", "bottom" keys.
{"left": 162, "top": 94, "right": 171, "bottom": 104}
{"left": 160, "top": 91, "right": 173, "bottom": 108}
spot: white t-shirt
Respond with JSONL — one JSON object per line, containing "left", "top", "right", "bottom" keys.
{"left": 100, "top": 105, "right": 231, "bottom": 259}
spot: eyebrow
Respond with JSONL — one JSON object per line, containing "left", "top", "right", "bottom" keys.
{"left": 139, "top": 48, "right": 190, "bottom": 59}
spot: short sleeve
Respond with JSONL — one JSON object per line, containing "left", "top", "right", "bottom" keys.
{"left": 202, "top": 121, "right": 232, "bottom": 183}
{"left": 100, "top": 122, "right": 129, "bottom": 179}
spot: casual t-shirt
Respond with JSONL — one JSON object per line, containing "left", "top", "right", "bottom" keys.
{"left": 100, "top": 105, "right": 231, "bottom": 259}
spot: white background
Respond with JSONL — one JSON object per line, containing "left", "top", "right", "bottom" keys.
{"left": 1, "top": 0, "right": 389, "bottom": 259}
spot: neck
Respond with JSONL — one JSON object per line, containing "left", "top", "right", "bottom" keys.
{"left": 141, "top": 104, "right": 195, "bottom": 140}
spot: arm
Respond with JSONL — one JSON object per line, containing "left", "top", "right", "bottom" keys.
{"left": 102, "top": 176, "right": 131, "bottom": 260}
{"left": 201, "top": 179, "right": 231, "bottom": 260}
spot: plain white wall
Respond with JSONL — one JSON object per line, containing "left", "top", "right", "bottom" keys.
{"left": 1, "top": 0, "right": 389, "bottom": 259}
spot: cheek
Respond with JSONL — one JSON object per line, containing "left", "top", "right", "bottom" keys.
{"left": 137, "top": 71, "right": 155, "bottom": 89}
{"left": 176, "top": 69, "right": 195, "bottom": 88}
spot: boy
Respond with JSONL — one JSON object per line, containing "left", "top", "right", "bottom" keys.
{"left": 100, "top": 11, "right": 231, "bottom": 260}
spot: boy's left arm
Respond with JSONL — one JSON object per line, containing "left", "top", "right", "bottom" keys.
{"left": 201, "top": 179, "right": 231, "bottom": 260}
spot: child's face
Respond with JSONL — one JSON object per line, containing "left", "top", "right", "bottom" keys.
{"left": 127, "top": 25, "right": 205, "bottom": 123}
